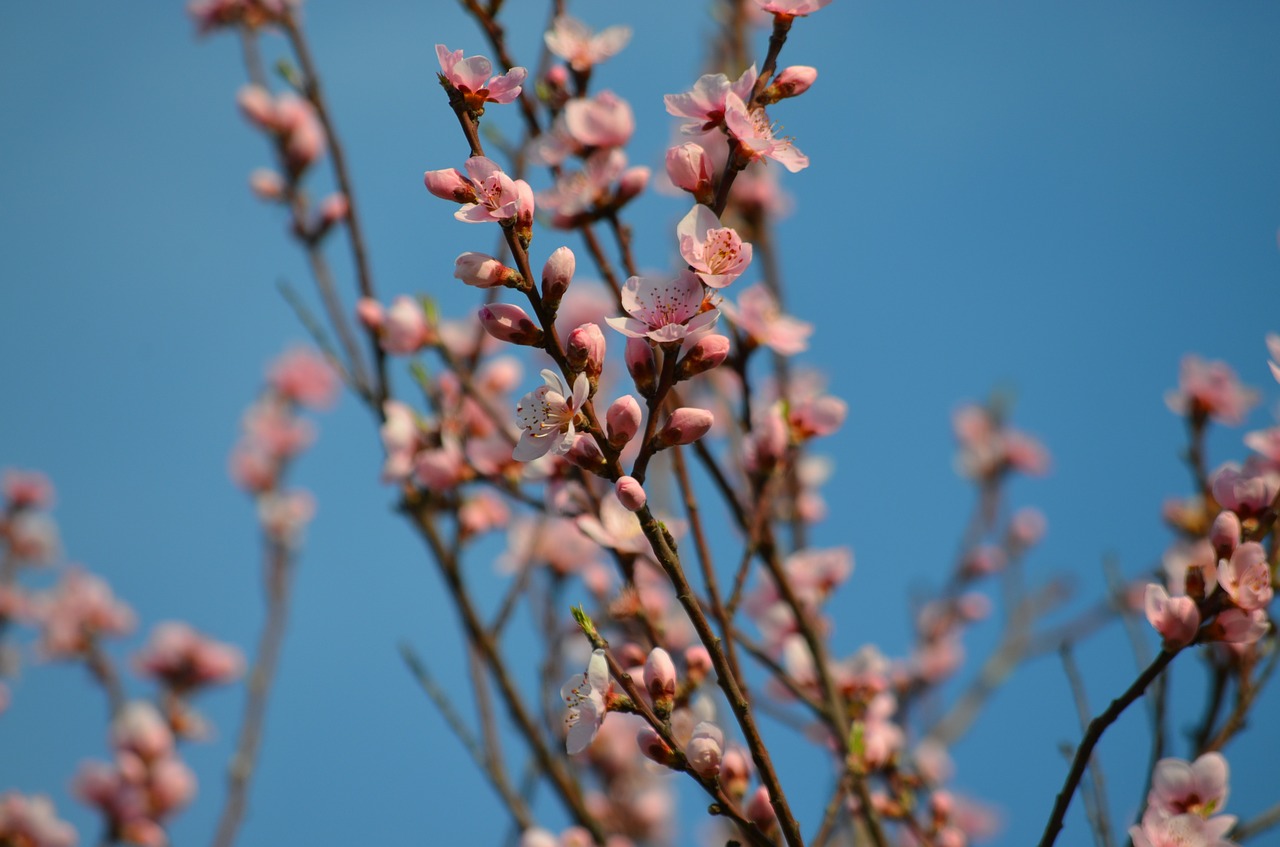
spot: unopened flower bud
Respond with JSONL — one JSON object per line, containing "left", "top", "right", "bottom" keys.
{"left": 626, "top": 338, "right": 658, "bottom": 396}
{"left": 761, "top": 66, "right": 817, "bottom": 104}
{"left": 931, "top": 789, "right": 954, "bottom": 821}
{"left": 684, "top": 645, "right": 712, "bottom": 683}
{"left": 424, "top": 168, "right": 478, "bottom": 204}
{"left": 454, "top": 252, "right": 521, "bottom": 289}
{"left": 677, "top": 334, "right": 730, "bottom": 380}
{"left": 320, "top": 193, "right": 349, "bottom": 225}
{"left": 478, "top": 304, "right": 544, "bottom": 347}
{"left": 636, "top": 727, "right": 678, "bottom": 767}
{"left": 356, "top": 297, "right": 385, "bottom": 330}
{"left": 566, "top": 323, "right": 605, "bottom": 381}
{"left": 547, "top": 65, "right": 569, "bottom": 88}
{"left": 383, "top": 296, "right": 433, "bottom": 355}
{"left": 249, "top": 168, "right": 284, "bottom": 200}
{"left": 541, "top": 246, "right": 576, "bottom": 310}
{"left": 721, "top": 747, "right": 751, "bottom": 799}
{"left": 606, "top": 395, "right": 642, "bottom": 448}
{"left": 655, "top": 408, "right": 714, "bottom": 449}
{"left": 513, "top": 179, "right": 536, "bottom": 247}
{"left": 565, "top": 434, "right": 606, "bottom": 473}
{"left": 1210, "top": 510, "right": 1242, "bottom": 559}
{"left": 644, "top": 647, "right": 676, "bottom": 716}
{"left": 665, "top": 142, "right": 715, "bottom": 205}
{"left": 746, "top": 786, "right": 777, "bottom": 834}
{"left": 686, "top": 722, "right": 724, "bottom": 778}
{"left": 615, "top": 476, "right": 647, "bottom": 512}
{"left": 615, "top": 166, "right": 650, "bottom": 207}
{"left": 237, "top": 85, "right": 276, "bottom": 128}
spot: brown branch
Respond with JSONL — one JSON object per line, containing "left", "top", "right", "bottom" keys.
{"left": 1059, "top": 646, "right": 1116, "bottom": 847}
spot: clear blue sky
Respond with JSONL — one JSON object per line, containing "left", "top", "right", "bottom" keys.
{"left": 1, "top": 1, "right": 1278, "bottom": 845}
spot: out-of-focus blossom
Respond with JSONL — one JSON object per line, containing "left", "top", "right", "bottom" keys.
{"left": 4, "top": 511, "right": 61, "bottom": 565}
{"left": 578, "top": 494, "right": 652, "bottom": 557}
{"left": 257, "top": 488, "right": 316, "bottom": 547}
{"left": 0, "top": 793, "right": 77, "bottom": 847}
{"left": 1144, "top": 584, "right": 1200, "bottom": 649}
{"left": 1211, "top": 462, "right": 1279, "bottom": 519}
{"left": 686, "top": 721, "right": 724, "bottom": 778}
{"left": 379, "top": 401, "right": 421, "bottom": 481}
{"left": 35, "top": 568, "right": 136, "bottom": 658}
{"left": 677, "top": 204, "right": 752, "bottom": 289}
{"left": 1162, "top": 540, "right": 1217, "bottom": 598}
{"left": 606, "top": 271, "right": 719, "bottom": 345}
{"left": 564, "top": 91, "right": 634, "bottom": 149}
{"left": 458, "top": 491, "right": 510, "bottom": 537}
{"left": 380, "top": 296, "right": 434, "bottom": 355}
{"left": 514, "top": 370, "right": 590, "bottom": 462}
{"left": 724, "top": 93, "right": 809, "bottom": 172}
{"left": 1207, "top": 608, "right": 1269, "bottom": 645}
{"left": 1218, "top": 542, "right": 1273, "bottom": 612}
{"left": 268, "top": 347, "right": 338, "bottom": 410}
{"left": 1148, "top": 752, "right": 1229, "bottom": 817}
{"left": 134, "top": 622, "right": 244, "bottom": 692}
{"left": 789, "top": 394, "right": 846, "bottom": 440}
{"left": 435, "top": 44, "right": 526, "bottom": 109}
{"left": 754, "top": 0, "right": 833, "bottom": 15}
{"left": 1130, "top": 808, "right": 1238, "bottom": 847}
{"left": 665, "top": 66, "right": 758, "bottom": 135}
{"left": 952, "top": 403, "right": 1050, "bottom": 479}
{"left": 721, "top": 283, "right": 811, "bottom": 355}
{"left": 1166, "top": 355, "right": 1257, "bottom": 426}
{"left": 237, "top": 86, "right": 326, "bottom": 172}
{"left": 562, "top": 649, "right": 610, "bottom": 754}
{"left": 111, "top": 702, "right": 175, "bottom": 763}
{"left": 544, "top": 16, "right": 631, "bottom": 72}
{"left": 3, "top": 469, "right": 54, "bottom": 509}
{"left": 189, "top": 0, "right": 295, "bottom": 33}
{"left": 1267, "top": 333, "right": 1280, "bottom": 384}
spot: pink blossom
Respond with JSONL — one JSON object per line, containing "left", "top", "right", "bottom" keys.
{"left": 566, "top": 323, "right": 606, "bottom": 381}
{"left": 3, "top": 468, "right": 55, "bottom": 509}
{"left": 134, "top": 622, "right": 244, "bottom": 691}
{"left": 379, "top": 401, "right": 420, "bottom": 481}
{"left": 423, "top": 167, "right": 477, "bottom": 204}
{"left": 544, "top": 16, "right": 631, "bottom": 72}
{"left": 458, "top": 491, "right": 510, "bottom": 537}
{"left": 257, "top": 488, "right": 316, "bottom": 547}
{"left": 36, "top": 568, "right": 136, "bottom": 658}
{"left": 1208, "top": 608, "right": 1269, "bottom": 645}
{"left": 564, "top": 91, "right": 635, "bottom": 149}
{"left": 1148, "top": 752, "right": 1230, "bottom": 817}
{"left": 248, "top": 168, "right": 284, "bottom": 200}
{"left": 762, "top": 66, "right": 818, "bottom": 103}
{"left": 577, "top": 494, "right": 652, "bottom": 557}
{"left": 686, "top": 721, "right": 724, "bottom": 778}
{"left": 381, "top": 296, "right": 433, "bottom": 355}
{"left": 513, "top": 370, "right": 590, "bottom": 462}
{"left": 665, "top": 143, "right": 715, "bottom": 203}
{"left": 1218, "top": 542, "right": 1273, "bottom": 612}
{"left": 677, "top": 204, "right": 753, "bottom": 288}
{"left": 1166, "top": 355, "right": 1258, "bottom": 426}
{"left": 562, "top": 649, "right": 609, "bottom": 754}
{"left": 724, "top": 93, "right": 809, "bottom": 172}
{"left": 0, "top": 793, "right": 78, "bottom": 847}
{"left": 268, "top": 347, "right": 338, "bottom": 409}
{"left": 605, "top": 271, "right": 719, "bottom": 345}
{"left": 665, "top": 65, "right": 759, "bottom": 135}
{"left": 537, "top": 149, "right": 630, "bottom": 222}
{"left": 656, "top": 407, "right": 715, "bottom": 447}
{"left": 112, "top": 702, "right": 175, "bottom": 763}
{"left": 606, "top": 395, "right": 642, "bottom": 448}
{"left": 754, "top": 0, "right": 833, "bottom": 15}
{"left": 414, "top": 440, "right": 469, "bottom": 491}
{"left": 1211, "top": 462, "right": 1279, "bottom": 518}
{"left": 625, "top": 337, "right": 658, "bottom": 395}
{"left": 1209, "top": 511, "right": 1242, "bottom": 559}
{"left": 1007, "top": 506, "right": 1047, "bottom": 550}
{"left": 1144, "top": 584, "right": 1200, "bottom": 649}
{"left": 789, "top": 394, "right": 847, "bottom": 439}
{"left": 1162, "top": 539, "right": 1217, "bottom": 597}
{"left": 721, "top": 283, "right": 812, "bottom": 355}
{"left": 444, "top": 156, "right": 532, "bottom": 225}
{"left": 453, "top": 252, "right": 520, "bottom": 289}
{"left": 500, "top": 517, "right": 603, "bottom": 577}
{"left": 237, "top": 86, "right": 326, "bottom": 172}
{"left": 479, "top": 303, "right": 544, "bottom": 347}
{"left": 435, "top": 44, "right": 526, "bottom": 107}
{"left": 4, "top": 511, "right": 60, "bottom": 565}
{"left": 188, "top": 0, "right": 294, "bottom": 33}
{"left": 1130, "top": 808, "right": 1238, "bottom": 847}
{"left": 541, "top": 246, "right": 576, "bottom": 309}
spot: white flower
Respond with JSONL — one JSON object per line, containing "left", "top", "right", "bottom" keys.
{"left": 513, "top": 369, "right": 590, "bottom": 462}
{"left": 561, "top": 649, "right": 609, "bottom": 755}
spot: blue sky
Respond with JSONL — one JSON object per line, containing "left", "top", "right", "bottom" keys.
{"left": 2, "top": 1, "right": 1279, "bottom": 845}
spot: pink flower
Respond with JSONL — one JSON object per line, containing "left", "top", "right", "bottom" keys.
{"left": 606, "top": 395, "right": 643, "bottom": 447}
{"left": 381, "top": 296, "right": 434, "bottom": 355}
{"left": 564, "top": 91, "right": 635, "bottom": 149}
{"left": 453, "top": 252, "right": 520, "bottom": 289}
{"left": 236, "top": 86, "right": 326, "bottom": 172}
{"left": 1130, "top": 808, "right": 1238, "bottom": 847}
{"left": 188, "top": 0, "right": 294, "bottom": 33}
{"left": 450, "top": 157, "right": 533, "bottom": 225}
{"left": 577, "top": 493, "right": 652, "bottom": 557}
{"left": 112, "top": 702, "right": 175, "bottom": 763}
{"left": 724, "top": 93, "right": 809, "bottom": 172}
{"left": 257, "top": 489, "right": 316, "bottom": 547}
{"left": 754, "top": 0, "right": 833, "bottom": 15}
{"left": 1211, "top": 461, "right": 1279, "bottom": 518}
{"left": 665, "top": 66, "right": 759, "bottom": 135}
{"left": 762, "top": 66, "right": 818, "bottom": 102}
{"left": 0, "top": 793, "right": 78, "bottom": 847}
{"left": 1207, "top": 607, "right": 1269, "bottom": 645}
{"left": 615, "top": 476, "right": 647, "bottom": 512}
{"left": 686, "top": 721, "right": 724, "bottom": 778}
{"left": 1144, "top": 584, "right": 1200, "bottom": 649}
{"left": 435, "top": 44, "right": 526, "bottom": 107}
{"left": 677, "top": 204, "right": 753, "bottom": 288}
{"left": 267, "top": 347, "right": 338, "bottom": 409}
{"left": 134, "top": 622, "right": 244, "bottom": 691}
{"left": 35, "top": 568, "right": 136, "bottom": 658}
{"left": 1148, "top": 753, "right": 1230, "bottom": 818}
{"left": 644, "top": 647, "right": 676, "bottom": 713}
{"left": 721, "top": 283, "right": 812, "bottom": 355}
{"left": 666, "top": 143, "right": 715, "bottom": 203}
{"left": 562, "top": 649, "right": 609, "bottom": 754}
{"left": 544, "top": 16, "right": 631, "bottom": 72}
{"left": 656, "top": 407, "right": 715, "bottom": 447}
{"left": 1218, "top": 542, "right": 1273, "bottom": 612}
{"left": 605, "top": 271, "right": 720, "bottom": 345}
{"left": 379, "top": 401, "right": 420, "bottom": 481}
{"left": 2, "top": 468, "right": 55, "bottom": 509}
{"left": 1166, "top": 355, "right": 1258, "bottom": 426}
{"left": 789, "top": 394, "right": 847, "bottom": 439}
{"left": 513, "top": 369, "right": 590, "bottom": 462}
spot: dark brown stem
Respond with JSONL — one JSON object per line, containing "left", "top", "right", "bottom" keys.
{"left": 1060, "top": 646, "right": 1116, "bottom": 847}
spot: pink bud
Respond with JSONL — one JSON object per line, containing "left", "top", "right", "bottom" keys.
{"left": 454, "top": 252, "right": 521, "bottom": 289}
{"left": 541, "top": 246, "right": 576, "bottom": 310}
{"left": 677, "top": 334, "right": 730, "bottom": 380}
{"left": 111, "top": 702, "right": 174, "bottom": 763}
{"left": 931, "top": 789, "right": 954, "bottom": 820}
{"left": 478, "top": 304, "right": 544, "bottom": 347}
{"left": 665, "top": 142, "right": 714, "bottom": 203}
{"left": 656, "top": 408, "right": 714, "bottom": 448}
{"left": 721, "top": 747, "right": 751, "bottom": 799}
{"left": 356, "top": 297, "right": 385, "bottom": 330}
{"left": 565, "top": 434, "right": 606, "bottom": 473}
{"left": 566, "top": 323, "right": 606, "bottom": 381}
{"left": 684, "top": 645, "right": 712, "bottom": 683}
{"left": 383, "top": 296, "right": 432, "bottom": 355}
{"left": 746, "top": 786, "right": 778, "bottom": 834}
{"left": 237, "top": 85, "right": 276, "bottom": 128}
{"left": 424, "top": 168, "right": 478, "bottom": 204}
{"left": 615, "top": 476, "right": 647, "bottom": 512}
{"left": 320, "top": 193, "right": 349, "bottom": 225}
{"left": 149, "top": 757, "right": 196, "bottom": 814}
{"left": 1144, "top": 583, "right": 1200, "bottom": 649}
{"left": 513, "top": 179, "right": 536, "bottom": 244}
{"left": 636, "top": 727, "right": 677, "bottom": 767}
{"left": 1008, "top": 507, "right": 1047, "bottom": 549}
{"left": 686, "top": 721, "right": 724, "bottom": 778}
{"left": 644, "top": 647, "right": 676, "bottom": 714}
{"left": 249, "top": 168, "right": 284, "bottom": 200}
{"left": 615, "top": 166, "right": 650, "bottom": 206}
{"left": 547, "top": 65, "right": 569, "bottom": 88}
{"left": 763, "top": 66, "right": 817, "bottom": 103}
{"left": 626, "top": 338, "right": 657, "bottom": 396}
{"left": 606, "top": 395, "right": 642, "bottom": 448}
{"left": 1210, "top": 510, "right": 1242, "bottom": 559}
